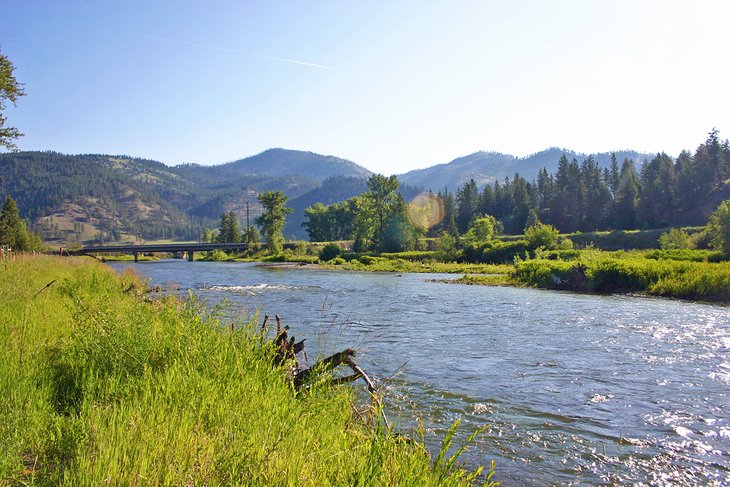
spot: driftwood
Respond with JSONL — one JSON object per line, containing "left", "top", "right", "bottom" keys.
{"left": 262, "top": 314, "right": 389, "bottom": 428}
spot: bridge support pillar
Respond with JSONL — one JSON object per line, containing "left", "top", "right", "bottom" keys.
{"left": 134, "top": 251, "right": 138, "bottom": 263}
{"left": 187, "top": 250, "right": 194, "bottom": 262}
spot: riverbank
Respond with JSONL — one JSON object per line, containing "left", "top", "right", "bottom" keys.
{"left": 0, "top": 255, "right": 493, "bottom": 485}
{"left": 97, "top": 245, "right": 730, "bottom": 303}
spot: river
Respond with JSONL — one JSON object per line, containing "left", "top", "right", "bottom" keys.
{"left": 108, "top": 260, "right": 730, "bottom": 486}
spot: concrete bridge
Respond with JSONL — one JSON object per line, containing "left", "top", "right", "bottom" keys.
{"left": 70, "top": 242, "right": 250, "bottom": 262}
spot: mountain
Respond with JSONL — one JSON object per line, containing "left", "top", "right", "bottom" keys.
{"left": 397, "top": 148, "right": 651, "bottom": 190}
{"left": 205, "top": 148, "right": 372, "bottom": 181}
{"left": 0, "top": 149, "right": 373, "bottom": 245}
{"left": 0, "top": 145, "right": 656, "bottom": 246}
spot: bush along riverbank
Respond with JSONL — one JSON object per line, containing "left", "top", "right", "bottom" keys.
{"left": 458, "top": 250, "right": 730, "bottom": 302}
{"left": 0, "top": 255, "right": 494, "bottom": 485}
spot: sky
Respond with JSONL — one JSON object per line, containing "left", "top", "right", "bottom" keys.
{"left": 1, "top": 0, "right": 729, "bottom": 175}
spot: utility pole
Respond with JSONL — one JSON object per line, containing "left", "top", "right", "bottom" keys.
{"left": 246, "top": 201, "right": 251, "bottom": 242}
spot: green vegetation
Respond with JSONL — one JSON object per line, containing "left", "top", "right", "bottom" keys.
{"left": 1, "top": 255, "right": 494, "bottom": 485}
{"left": 659, "top": 228, "right": 695, "bottom": 250}
{"left": 0, "top": 195, "right": 42, "bottom": 251}
{"left": 319, "top": 242, "right": 343, "bottom": 261}
{"left": 510, "top": 254, "right": 730, "bottom": 301}
{"left": 708, "top": 199, "right": 730, "bottom": 258}
{"left": 256, "top": 191, "right": 294, "bottom": 254}
{"left": 0, "top": 49, "right": 25, "bottom": 150}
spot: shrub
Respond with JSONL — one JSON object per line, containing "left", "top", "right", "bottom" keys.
{"left": 524, "top": 223, "right": 560, "bottom": 250}
{"left": 319, "top": 243, "right": 342, "bottom": 262}
{"left": 659, "top": 228, "right": 694, "bottom": 250}
{"left": 513, "top": 259, "right": 576, "bottom": 288}
{"left": 466, "top": 240, "right": 529, "bottom": 264}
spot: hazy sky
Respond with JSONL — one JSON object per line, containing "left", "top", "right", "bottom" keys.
{"left": 1, "top": 0, "right": 729, "bottom": 174}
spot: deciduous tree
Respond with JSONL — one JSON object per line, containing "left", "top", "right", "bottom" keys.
{"left": 256, "top": 191, "right": 292, "bottom": 253}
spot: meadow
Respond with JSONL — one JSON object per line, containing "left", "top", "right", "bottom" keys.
{"left": 0, "top": 255, "right": 494, "bottom": 485}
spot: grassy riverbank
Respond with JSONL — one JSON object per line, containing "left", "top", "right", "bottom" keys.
{"left": 459, "top": 250, "right": 730, "bottom": 302}
{"left": 0, "top": 255, "right": 493, "bottom": 485}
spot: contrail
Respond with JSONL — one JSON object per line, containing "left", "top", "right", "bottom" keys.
{"left": 140, "top": 34, "right": 335, "bottom": 70}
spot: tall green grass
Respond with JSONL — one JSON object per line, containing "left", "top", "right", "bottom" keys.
{"left": 1, "top": 255, "right": 494, "bottom": 485}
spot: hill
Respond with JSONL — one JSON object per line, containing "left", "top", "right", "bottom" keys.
{"left": 0, "top": 149, "right": 373, "bottom": 245}
{"left": 0, "top": 146, "right": 661, "bottom": 245}
{"left": 397, "top": 148, "right": 650, "bottom": 190}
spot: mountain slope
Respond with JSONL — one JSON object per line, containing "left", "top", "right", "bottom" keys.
{"left": 0, "top": 152, "right": 194, "bottom": 244}
{"left": 214, "top": 148, "right": 372, "bottom": 181}
{"left": 398, "top": 148, "right": 651, "bottom": 190}
{"left": 0, "top": 149, "right": 374, "bottom": 244}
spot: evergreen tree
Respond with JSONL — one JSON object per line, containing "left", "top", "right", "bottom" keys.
{"left": 553, "top": 156, "right": 581, "bottom": 231}
{"left": 608, "top": 153, "right": 620, "bottom": 196}
{"left": 456, "top": 179, "right": 480, "bottom": 233}
{"left": 0, "top": 195, "right": 40, "bottom": 251}
{"left": 524, "top": 208, "right": 540, "bottom": 231}
{"left": 438, "top": 189, "right": 458, "bottom": 237}
{"left": 479, "top": 184, "right": 495, "bottom": 217}
{"left": 614, "top": 158, "right": 640, "bottom": 230}
{"left": 509, "top": 174, "right": 531, "bottom": 233}
{"left": 638, "top": 153, "right": 676, "bottom": 227}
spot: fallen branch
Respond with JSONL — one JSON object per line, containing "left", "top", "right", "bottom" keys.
{"left": 261, "top": 315, "right": 388, "bottom": 427}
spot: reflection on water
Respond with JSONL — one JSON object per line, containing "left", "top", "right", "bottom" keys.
{"left": 110, "top": 260, "right": 730, "bottom": 486}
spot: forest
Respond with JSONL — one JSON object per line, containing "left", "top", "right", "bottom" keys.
{"left": 302, "top": 131, "right": 730, "bottom": 250}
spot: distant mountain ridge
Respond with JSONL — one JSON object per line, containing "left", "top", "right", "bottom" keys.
{"left": 397, "top": 148, "right": 652, "bottom": 190}
{"left": 0, "top": 146, "right": 653, "bottom": 244}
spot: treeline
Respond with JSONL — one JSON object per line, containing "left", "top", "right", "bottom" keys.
{"left": 303, "top": 131, "right": 730, "bottom": 248}
{"left": 453, "top": 130, "right": 729, "bottom": 234}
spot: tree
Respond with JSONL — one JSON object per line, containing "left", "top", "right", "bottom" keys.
{"left": 354, "top": 175, "right": 407, "bottom": 251}
{"left": 524, "top": 208, "right": 540, "bottom": 231}
{"left": 216, "top": 211, "right": 240, "bottom": 243}
{"left": 243, "top": 225, "right": 260, "bottom": 243}
{"left": 0, "top": 50, "right": 25, "bottom": 150}
{"left": 456, "top": 179, "right": 480, "bottom": 233}
{"left": 614, "top": 158, "right": 640, "bottom": 230}
{"left": 438, "top": 189, "right": 458, "bottom": 237}
{"left": 201, "top": 227, "right": 214, "bottom": 243}
{"left": 708, "top": 200, "right": 730, "bottom": 258}
{"left": 256, "top": 191, "right": 292, "bottom": 253}
{"left": 462, "top": 215, "right": 500, "bottom": 246}
{"left": 0, "top": 195, "right": 41, "bottom": 251}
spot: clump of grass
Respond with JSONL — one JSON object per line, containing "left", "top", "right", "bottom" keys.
{"left": 0, "top": 255, "right": 495, "bottom": 485}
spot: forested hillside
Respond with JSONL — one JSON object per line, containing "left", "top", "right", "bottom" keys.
{"left": 1, "top": 132, "right": 726, "bottom": 246}
{"left": 0, "top": 149, "right": 372, "bottom": 244}
{"left": 445, "top": 130, "right": 730, "bottom": 234}
{"left": 301, "top": 131, "right": 730, "bottom": 245}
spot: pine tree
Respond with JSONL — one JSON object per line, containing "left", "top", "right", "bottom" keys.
{"left": 456, "top": 179, "right": 480, "bottom": 233}
{"left": 614, "top": 158, "right": 640, "bottom": 230}
{"left": 0, "top": 196, "right": 40, "bottom": 251}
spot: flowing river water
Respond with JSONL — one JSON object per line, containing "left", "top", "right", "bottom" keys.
{"left": 109, "top": 260, "right": 730, "bottom": 486}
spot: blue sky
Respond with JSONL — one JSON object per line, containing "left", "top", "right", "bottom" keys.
{"left": 1, "top": 1, "right": 729, "bottom": 174}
